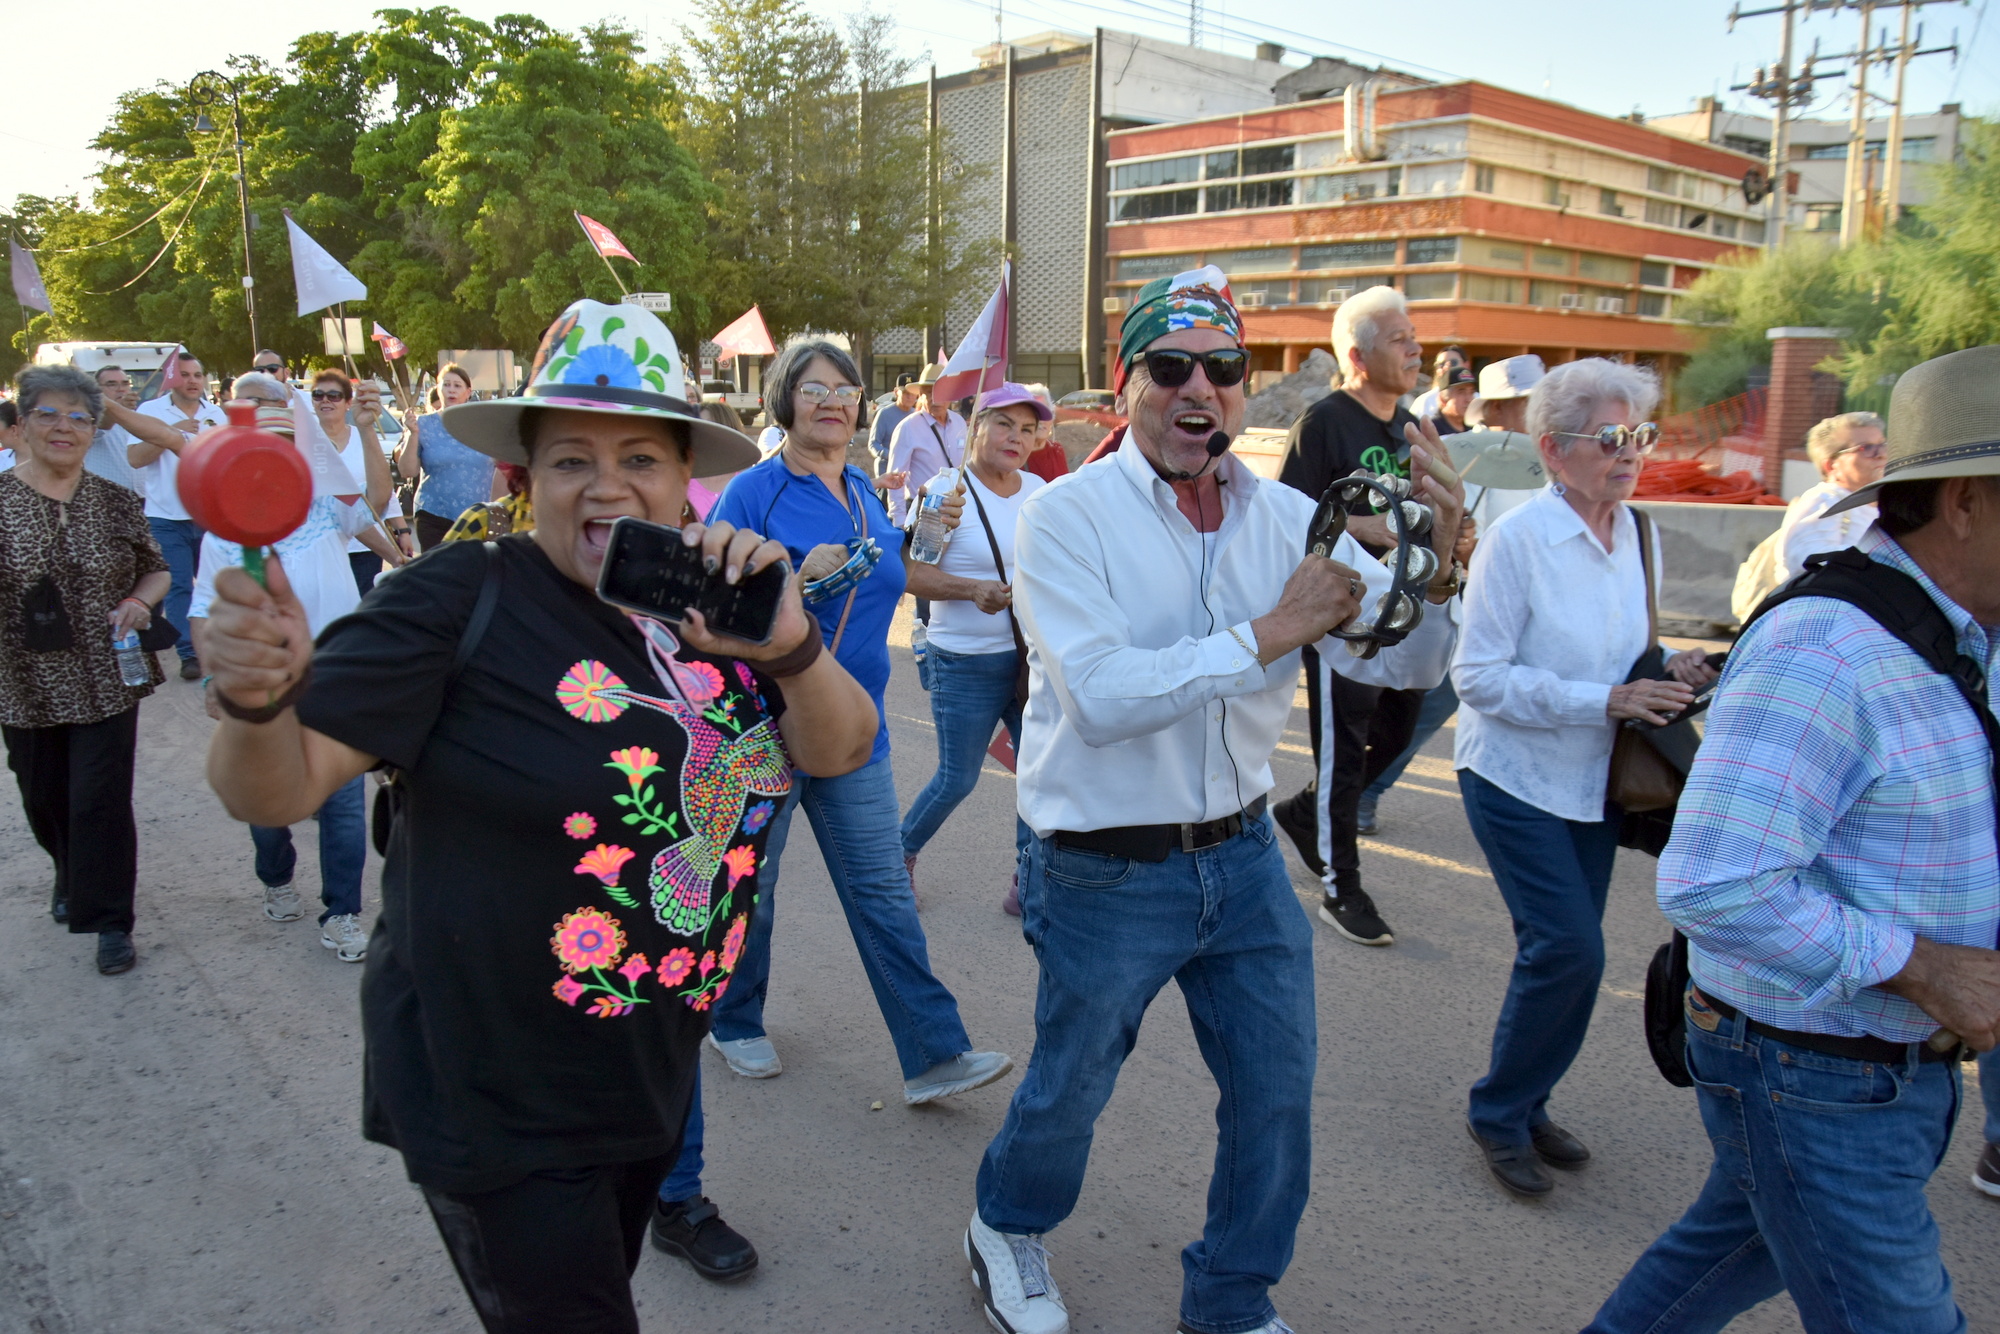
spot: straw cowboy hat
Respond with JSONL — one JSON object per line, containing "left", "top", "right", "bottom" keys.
{"left": 1826, "top": 344, "right": 2000, "bottom": 516}
{"left": 442, "top": 298, "right": 760, "bottom": 475}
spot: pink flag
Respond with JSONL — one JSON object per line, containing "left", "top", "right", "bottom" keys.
{"left": 931, "top": 261, "right": 1010, "bottom": 403}
{"left": 370, "top": 322, "right": 407, "bottom": 360}
{"left": 574, "top": 212, "right": 637, "bottom": 263}
{"left": 711, "top": 305, "right": 777, "bottom": 362}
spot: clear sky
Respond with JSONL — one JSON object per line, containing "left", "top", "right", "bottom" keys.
{"left": 5, "top": 0, "right": 1992, "bottom": 203}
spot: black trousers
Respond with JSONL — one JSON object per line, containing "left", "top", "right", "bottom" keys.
{"left": 414, "top": 509, "right": 455, "bottom": 552}
{"left": 421, "top": 1151, "right": 679, "bottom": 1334}
{"left": 1293, "top": 647, "right": 1424, "bottom": 894}
{"left": 349, "top": 549, "right": 383, "bottom": 597}
{"left": 3, "top": 706, "right": 140, "bottom": 933}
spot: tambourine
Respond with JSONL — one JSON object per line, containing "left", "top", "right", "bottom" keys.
{"left": 1304, "top": 469, "right": 1441, "bottom": 660}
{"left": 802, "top": 537, "right": 882, "bottom": 604}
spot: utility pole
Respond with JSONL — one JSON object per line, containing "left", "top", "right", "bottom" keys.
{"left": 1838, "top": 1, "right": 1875, "bottom": 245}
{"left": 1879, "top": 1, "right": 1914, "bottom": 225}
{"left": 1729, "top": 1, "right": 1825, "bottom": 249}
{"left": 1189, "top": 0, "right": 1203, "bottom": 47}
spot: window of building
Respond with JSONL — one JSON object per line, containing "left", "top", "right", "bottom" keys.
{"left": 1301, "top": 240, "right": 1396, "bottom": 268}
{"left": 1599, "top": 187, "right": 1626, "bottom": 217}
{"left": 1683, "top": 209, "right": 1710, "bottom": 232}
{"left": 1637, "top": 292, "right": 1669, "bottom": 318}
{"left": 1238, "top": 178, "right": 1294, "bottom": 209}
{"left": 1711, "top": 214, "right": 1739, "bottom": 238}
{"left": 1544, "top": 177, "right": 1571, "bottom": 208}
{"left": 1803, "top": 142, "right": 1846, "bottom": 160}
{"left": 1205, "top": 184, "right": 1238, "bottom": 212}
{"left": 1531, "top": 248, "right": 1571, "bottom": 274}
{"left": 1723, "top": 134, "right": 1771, "bottom": 158}
{"left": 1638, "top": 260, "right": 1670, "bottom": 287}
{"left": 1803, "top": 203, "right": 1842, "bottom": 232}
{"left": 1896, "top": 136, "right": 1936, "bottom": 162}
{"left": 1112, "top": 155, "right": 1201, "bottom": 190}
{"left": 1803, "top": 137, "right": 1936, "bottom": 162}
{"left": 1242, "top": 144, "right": 1296, "bottom": 176}
{"left": 1114, "top": 189, "right": 1199, "bottom": 221}
{"left": 1646, "top": 165, "right": 1676, "bottom": 194}
{"left": 1207, "top": 248, "right": 1294, "bottom": 274}
{"left": 1299, "top": 274, "right": 1392, "bottom": 304}
{"left": 1578, "top": 253, "right": 1636, "bottom": 283}
{"left": 1471, "top": 241, "right": 1525, "bottom": 268}
{"left": 1405, "top": 272, "right": 1455, "bottom": 301}
{"left": 1231, "top": 280, "right": 1292, "bottom": 308}
{"left": 1115, "top": 254, "right": 1200, "bottom": 281}
{"left": 1206, "top": 150, "right": 1239, "bottom": 179}
{"left": 1405, "top": 236, "right": 1459, "bottom": 264}
{"left": 1529, "top": 280, "right": 1575, "bottom": 307}
{"left": 1473, "top": 164, "right": 1496, "bottom": 193}
{"left": 1744, "top": 219, "right": 1768, "bottom": 245}
{"left": 1008, "top": 354, "right": 1085, "bottom": 402}
{"left": 1643, "top": 199, "right": 1679, "bottom": 226}
{"left": 1464, "top": 274, "right": 1524, "bottom": 304}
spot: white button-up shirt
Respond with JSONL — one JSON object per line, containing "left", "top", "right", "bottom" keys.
{"left": 134, "top": 394, "right": 227, "bottom": 521}
{"left": 887, "top": 408, "right": 968, "bottom": 524}
{"left": 85, "top": 426, "right": 147, "bottom": 496}
{"left": 1013, "top": 437, "right": 1458, "bottom": 836}
{"left": 1451, "top": 487, "right": 1657, "bottom": 822}
{"left": 1778, "top": 478, "right": 1875, "bottom": 580}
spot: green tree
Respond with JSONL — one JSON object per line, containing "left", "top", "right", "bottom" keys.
{"left": 1671, "top": 240, "right": 1872, "bottom": 407}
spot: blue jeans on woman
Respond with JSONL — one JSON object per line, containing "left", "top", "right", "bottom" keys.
{"left": 1585, "top": 998, "right": 1966, "bottom": 1333}
{"left": 977, "top": 815, "right": 1314, "bottom": 1334}
{"left": 1458, "top": 768, "right": 1620, "bottom": 1144}
{"left": 900, "top": 644, "right": 1029, "bottom": 863}
{"left": 248, "top": 775, "right": 366, "bottom": 921}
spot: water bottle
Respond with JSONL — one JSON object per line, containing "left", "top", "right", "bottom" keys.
{"left": 910, "top": 619, "right": 928, "bottom": 666}
{"left": 112, "top": 626, "right": 150, "bottom": 687}
{"left": 908, "top": 468, "right": 956, "bottom": 565}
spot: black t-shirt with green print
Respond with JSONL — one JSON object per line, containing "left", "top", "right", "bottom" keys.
{"left": 297, "top": 535, "right": 790, "bottom": 1192}
{"left": 1276, "top": 387, "right": 1417, "bottom": 558}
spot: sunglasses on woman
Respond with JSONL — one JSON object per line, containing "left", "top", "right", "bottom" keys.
{"left": 797, "top": 381, "right": 865, "bottom": 406}
{"left": 1835, "top": 439, "right": 1887, "bottom": 459}
{"left": 1553, "top": 422, "right": 1660, "bottom": 456}
{"left": 310, "top": 389, "right": 350, "bottom": 402}
{"left": 1141, "top": 348, "right": 1249, "bottom": 389}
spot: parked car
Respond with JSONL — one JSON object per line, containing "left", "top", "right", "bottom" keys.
{"left": 1055, "top": 388, "right": 1123, "bottom": 432}
{"left": 701, "top": 378, "right": 760, "bottom": 414}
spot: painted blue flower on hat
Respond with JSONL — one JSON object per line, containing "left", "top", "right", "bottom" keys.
{"left": 563, "top": 343, "right": 644, "bottom": 390}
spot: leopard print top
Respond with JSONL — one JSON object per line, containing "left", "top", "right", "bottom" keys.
{"left": 0, "top": 471, "right": 167, "bottom": 728}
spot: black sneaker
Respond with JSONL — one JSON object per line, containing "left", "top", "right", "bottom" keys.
{"left": 652, "top": 1195, "right": 758, "bottom": 1282}
{"left": 96, "top": 930, "right": 136, "bottom": 975}
{"left": 1530, "top": 1121, "right": 1591, "bottom": 1169}
{"left": 1273, "top": 789, "right": 1327, "bottom": 878}
{"left": 1974, "top": 1142, "right": 2000, "bottom": 1199}
{"left": 1318, "top": 889, "right": 1394, "bottom": 946}
{"left": 178, "top": 658, "right": 202, "bottom": 682}
{"left": 50, "top": 883, "right": 68, "bottom": 925}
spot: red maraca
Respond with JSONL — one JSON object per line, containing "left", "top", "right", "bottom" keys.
{"left": 176, "top": 400, "right": 314, "bottom": 585}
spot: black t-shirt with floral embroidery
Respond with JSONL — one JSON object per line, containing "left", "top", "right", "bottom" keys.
{"left": 296, "top": 536, "right": 789, "bottom": 1192}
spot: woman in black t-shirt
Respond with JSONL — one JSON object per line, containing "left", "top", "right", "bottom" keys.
{"left": 198, "top": 299, "right": 878, "bottom": 1334}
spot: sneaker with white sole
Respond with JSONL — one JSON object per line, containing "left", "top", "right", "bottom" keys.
{"left": 705, "top": 1033, "right": 782, "bottom": 1079}
{"left": 262, "top": 883, "right": 305, "bottom": 922}
{"left": 904, "top": 1050, "right": 1012, "bottom": 1105}
{"left": 1974, "top": 1141, "right": 2000, "bottom": 1198}
{"left": 1175, "top": 1320, "right": 1293, "bottom": 1334}
{"left": 320, "top": 913, "right": 368, "bottom": 962}
{"left": 965, "top": 1213, "right": 1068, "bottom": 1334}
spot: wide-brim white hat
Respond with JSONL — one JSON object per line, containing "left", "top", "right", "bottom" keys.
{"left": 441, "top": 299, "right": 760, "bottom": 475}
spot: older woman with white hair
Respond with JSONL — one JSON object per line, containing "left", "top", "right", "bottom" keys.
{"left": 1451, "top": 357, "right": 1718, "bottom": 1199}
{"left": 1777, "top": 411, "right": 1886, "bottom": 578}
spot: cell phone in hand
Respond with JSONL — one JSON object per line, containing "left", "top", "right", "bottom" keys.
{"left": 595, "top": 516, "right": 788, "bottom": 646}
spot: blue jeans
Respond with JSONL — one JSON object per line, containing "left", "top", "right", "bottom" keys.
{"left": 901, "top": 645, "right": 1029, "bottom": 862}
{"left": 248, "top": 776, "right": 366, "bottom": 920}
{"left": 659, "top": 1065, "right": 705, "bottom": 1203}
{"left": 1459, "top": 768, "right": 1620, "bottom": 1143}
{"left": 977, "top": 816, "right": 1314, "bottom": 1334}
{"left": 1360, "top": 678, "right": 1458, "bottom": 806}
{"left": 1585, "top": 998, "right": 1966, "bottom": 1334}
{"left": 147, "top": 516, "right": 202, "bottom": 662}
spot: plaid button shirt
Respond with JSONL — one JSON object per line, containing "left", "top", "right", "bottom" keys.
{"left": 1660, "top": 531, "right": 1999, "bottom": 1042}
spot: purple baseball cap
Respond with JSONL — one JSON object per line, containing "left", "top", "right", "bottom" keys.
{"left": 974, "top": 381, "right": 1054, "bottom": 422}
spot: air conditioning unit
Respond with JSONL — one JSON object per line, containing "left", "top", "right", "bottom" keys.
{"left": 1594, "top": 295, "right": 1627, "bottom": 314}
{"left": 1237, "top": 291, "right": 1268, "bottom": 308}
{"left": 1556, "top": 293, "right": 1586, "bottom": 310}
{"left": 1325, "top": 286, "right": 1356, "bottom": 304}
{"left": 1101, "top": 296, "right": 1124, "bottom": 314}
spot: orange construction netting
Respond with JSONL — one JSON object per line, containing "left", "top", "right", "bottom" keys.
{"left": 1635, "top": 459, "right": 1787, "bottom": 506}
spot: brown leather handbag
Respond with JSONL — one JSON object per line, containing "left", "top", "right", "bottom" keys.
{"left": 1607, "top": 510, "right": 1701, "bottom": 830}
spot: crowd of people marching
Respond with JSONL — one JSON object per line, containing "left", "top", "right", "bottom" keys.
{"left": 1, "top": 269, "right": 1996, "bottom": 1334}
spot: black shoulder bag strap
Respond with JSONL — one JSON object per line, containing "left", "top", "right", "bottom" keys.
{"left": 964, "top": 476, "right": 1031, "bottom": 705}
{"left": 371, "top": 541, "right": 504, "bottom": 855}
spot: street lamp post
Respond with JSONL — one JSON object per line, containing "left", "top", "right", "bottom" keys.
{"left": 189, "top": 70, "right": 258, "bottom": 358}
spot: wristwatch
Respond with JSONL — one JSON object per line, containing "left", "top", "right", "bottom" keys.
{"left": 1426, "top": 560, "right": 1466, "bottom": 601}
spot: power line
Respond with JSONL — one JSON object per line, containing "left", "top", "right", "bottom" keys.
{"left": 1950, "top": 0, "right": 1988, "bottom": 99}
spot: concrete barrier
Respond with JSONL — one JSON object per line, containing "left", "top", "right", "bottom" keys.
{"left": 1634, "top": 500, "right": 1785, "bottom": 636}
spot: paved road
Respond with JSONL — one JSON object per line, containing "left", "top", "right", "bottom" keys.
{"left": 1, "top": 603, "right": 1992, "bottom": 1333}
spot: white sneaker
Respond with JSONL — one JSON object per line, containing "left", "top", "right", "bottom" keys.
{"left": 904, "top": 1050, "right": 1012, "bottom": 1105}
{"left": 262, "top": 883, "right": 305, "bottom": 922}
{"left": 965, "top": 1213, "right": 1068, "bottom": 1334}
{"left": 1175, "top": 1320, "right": 1295, "bottom": 1334}
{"left": 706, "top": 1033, "right": 783, "bottom": 1078}
{"left": 320, "top": 913, "right": 368, "bottom": 962}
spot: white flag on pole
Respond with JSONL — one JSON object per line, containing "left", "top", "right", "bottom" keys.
{"left": 286, "top": 213, "right": 367, "bottom": 317}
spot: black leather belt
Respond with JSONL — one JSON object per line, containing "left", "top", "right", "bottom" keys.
{"left": 1053, "top": 796, "right": 1266, "bottom": 863}
{"left": 1694, "top": 988, "right": 1962, "bottom": 1065}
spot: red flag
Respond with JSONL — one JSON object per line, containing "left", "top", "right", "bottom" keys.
{"left": 575, "top": 212, "right": 637, "bottom": 263}
{"left": 931, "top": 261, "right": 1010, "bottom": 403}
{"left": 711, "top": 305, "right": 777, "bottom": 362}
{"left": 370, "top": 322, "right": 407, "bottom": 361}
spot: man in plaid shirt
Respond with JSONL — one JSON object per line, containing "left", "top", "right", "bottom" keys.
{"left": 1587, "top": 345, "right": 2000, "bottom": 1334}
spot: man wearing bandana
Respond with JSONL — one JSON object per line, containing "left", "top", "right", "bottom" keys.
{"left": 961, "top": 269, "right": 1467, "bottom": 1334}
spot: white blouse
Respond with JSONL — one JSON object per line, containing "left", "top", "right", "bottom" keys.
{"left": 1778, "top": 479, "right": 1875, "bottom": 580}
{"left": 1451, "top": 487, "right": 1658, "bottom": 823}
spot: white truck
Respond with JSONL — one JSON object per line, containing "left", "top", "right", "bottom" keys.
{"left": 34, "top": 341, "right": 187, "bottom": 399}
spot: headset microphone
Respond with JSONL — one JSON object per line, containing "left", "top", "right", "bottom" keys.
{"left": 1206, "top": 429, "right": 1230, "bottom": 459}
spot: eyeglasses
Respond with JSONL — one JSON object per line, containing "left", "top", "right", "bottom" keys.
{"left": 310, "top": 389, "right": 350, "bottom": 402}
{"left": 27, "top": 407, "right": 95, "bottom": 427}
{"left": 1140, "top": 348, "right": 1249, "bottom": 389}
{"left": 1835, "top": 439, "right": 1887, "bottom": 460}
{"left": 1553, "top": 422, "right": 1660, "bottom": 456}
{"left": 797, "top": 382, "right": 865, "bottom": 406}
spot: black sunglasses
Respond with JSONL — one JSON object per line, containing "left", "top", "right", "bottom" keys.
{"left": 309, "top": 389, "right": 350, "bottom": 402}
{"left": 1141, "top": 348, "right": 1249, "bottom": 389}
{"left": 254, "top": 364, "right": 285, "bottom": 375}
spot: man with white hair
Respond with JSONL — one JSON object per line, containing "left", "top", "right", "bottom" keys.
{"left": 1777, "top": 411, "right": 1886, "bottom": 579}
{"left": 1271, "top": 285, "right": 1457, "bottom": 947}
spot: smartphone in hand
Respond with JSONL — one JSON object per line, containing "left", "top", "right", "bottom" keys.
{"left": 595, "top": 516, "right": 788, "bottom": 646}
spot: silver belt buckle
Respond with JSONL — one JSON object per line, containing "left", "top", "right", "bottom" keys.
{"left": 1178, "top": 823, "right": 1200, "bottom": 854}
